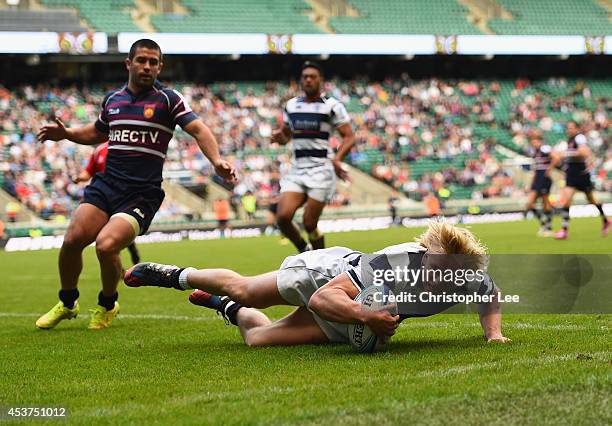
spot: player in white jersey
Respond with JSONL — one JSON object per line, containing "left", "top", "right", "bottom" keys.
{"left": 125, "top": 221, "right": 509, "bottom": 347}
{"left": 271, "top": 61, "right": 355, "bottom": 252}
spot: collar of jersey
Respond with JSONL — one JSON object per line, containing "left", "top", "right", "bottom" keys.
{"left": 124, "top": 81, "right": 161, "bottom": 98}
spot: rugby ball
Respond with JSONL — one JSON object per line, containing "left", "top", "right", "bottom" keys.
{"left": 348, "top": 285, "right": 397, "bottom": 353}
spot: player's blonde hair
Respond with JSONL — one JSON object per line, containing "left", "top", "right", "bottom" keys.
{"left": 416, "top": 219, "right": 488, "bottom": 269}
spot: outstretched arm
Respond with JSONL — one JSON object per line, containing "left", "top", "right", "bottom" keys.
{"left": 309, "top": 273, "right": 399, "bottom": 342}
{"left": 477, "top": 287, "right": 510, "bottom": 343}
{"left": 37, "top": 118, "right": 107, "bottom": 146}
{"left": 183, "top": 119, "right": 236, "bottom": 183}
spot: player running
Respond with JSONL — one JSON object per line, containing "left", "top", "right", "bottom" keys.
{"left": 36, "top": 38, "right": 235, "bottom": 330}
{"left": 271, "top": 61, "right": 355, "bottom": 252}
{"left": 525, "top": 136, "right": 559, "bottom": 237}
{"left": 72, "top": 141, "right": 141, "bottom": 265}
{"left": 554, "top": 121, "right": 609, "bottom": 240}
{"left": 124, "top": 221, "right": 509, "bottom": 347}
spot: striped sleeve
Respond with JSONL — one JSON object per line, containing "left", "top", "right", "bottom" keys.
{"left": 168, "top": 89, "right": 198, "bottom": 129}
{"left": 575, "top": 134, "right": 587, "bottom": 145}
{"left": 344, "top": 270, "right": 364, "bottom": 291}
{"left": 282, "top": 106, "right": 291, "bottom": 129}
{"left": 467, "top": 273, "right": 498, "bottom": 299}
{"left": 94, "top": 92, "right": 112, "bottom": 134}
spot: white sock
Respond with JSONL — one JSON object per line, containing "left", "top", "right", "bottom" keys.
{"left": 178, "top": 267, "right": 196, "bottom": 290}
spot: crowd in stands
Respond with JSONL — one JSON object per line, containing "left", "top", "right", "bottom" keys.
{"left": 0, "top": 77, "right": 609, "bottom": 222}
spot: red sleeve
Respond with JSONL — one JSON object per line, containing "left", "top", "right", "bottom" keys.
{"left": 84, "top": 151, "right": 96, "bottom": 176}
{"left": 96, "top": 143, "right": 109, "bottom": 174}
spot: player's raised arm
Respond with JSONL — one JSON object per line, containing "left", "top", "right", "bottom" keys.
{"left": 37, "top": 118, "right": 107, "bottom": 146}
{"left": 309, "top": 273, "right": 399, "bottom": 342}
{"left": 182, "top": 119, "right": 236, "bottom": 183}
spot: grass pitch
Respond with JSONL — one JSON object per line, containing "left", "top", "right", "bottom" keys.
{"left": 0, "top": 217, "right": 610, "bottom": 425}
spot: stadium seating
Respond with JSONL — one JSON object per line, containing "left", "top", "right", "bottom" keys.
{"left": 330, "top": 0, "right": 480, "bottom": 35}
{"left": 39, "top": 0, "right": 139, "bottom": 32}
{"left": 151, "top": 0, "right": 320, "bottom": 33}
{"left": 0, "top": 9, "right": 87, "bottom": 32}
{"left": 489, "top": 0, "right": 611, "bottom": 35}
{"left": 20, "top": 0, "right": 610, "bottom": 34}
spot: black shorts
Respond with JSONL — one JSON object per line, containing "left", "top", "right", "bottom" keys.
{"left": 82, "top": 174, "right": 165, "bottom": 235}
{"left": 566, "top": 173, "right": 593, "bottom": 193}
{"left": 531, "top": 175, "right": 552, "bottom": 196}
{"left": 268, "top": 202, "right": 278, "bottom": 215}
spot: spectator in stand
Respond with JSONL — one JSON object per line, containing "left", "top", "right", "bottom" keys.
{"left": 424, "top": 192, "right": 441, "bottom": 217}
{"left": 5, "top": 201, "right": 20, "bottom": 222}
{"left": 0, "top": 77, "right": 608, "bottom": 218}
{"left": 388, "top": 191, "right": 399, "bottom": 225}
{"left": 241, "top": 191, "right": 257, "bottom": 220}
{"left": 213, "top": 197, "right": 231, "bottom": 236}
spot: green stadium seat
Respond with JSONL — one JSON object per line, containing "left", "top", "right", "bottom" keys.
{"left": 151, "top": 0, "right": 320, "bottom": 34}
{"left": 39, "top": 0, "right": 139, "bottom": 32}
{"left": 490, "top": 0, "right": 611, "bottom": 35}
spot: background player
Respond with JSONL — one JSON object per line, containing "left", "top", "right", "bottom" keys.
{"left": 525, "top": 135, "right": 559, "bottom": 237}
{"left": 72, "top": 141, "right": 141, "bottom": 264}
{"left": 271, "top": 61, "right": 355, "bottom": 252}
{"left": 125, "top": 221, "right": 509, "bottom": 347}
{"left": 554, "top": 121, "right": 609, "bottom": 239}
{"left": 35, "top": 38, "right": 235, "bottom": 330}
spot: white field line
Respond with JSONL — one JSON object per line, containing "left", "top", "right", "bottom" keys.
{"left": 414, "top": 351, "right": 610, "bottom": 378}
{"left": 0, "top": 312, "right": 215, "bottom": 322}
{"left": 0, "top": 312, "right": 606, "bottom": 330}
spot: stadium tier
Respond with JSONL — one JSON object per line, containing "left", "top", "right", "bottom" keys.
{"left": 1, "top": 78, "right": 609, "bottom": 222}
{"left": 0, "top": 9, "right": 87, "bottom": 32}
{"left": 8, "top": 0, "right": 611, "bottom": 34}
{"left": 329, "top": 0, "right": 480, "bottom": 35}
{"left": 489, "top": 0, "right": 612, "bottom": 35}
{"left": 39, "top": 0, "right": 140, "bottom": 33}
{"left": 152, "top": 0, "right": 319, "bottom": 34}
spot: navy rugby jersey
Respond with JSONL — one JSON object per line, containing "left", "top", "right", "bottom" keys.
{"left": 94, "top": 82, "right": 198, "bottom": 185}
{"left": 564, "top": 133, "right": 588, "bottom": 176}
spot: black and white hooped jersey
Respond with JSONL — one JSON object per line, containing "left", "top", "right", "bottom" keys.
{"left": 282, "top": 95, "right": 350, "bottom": 168}
{"left": 343, "top": 242, "right": 496, "bottom": 319}
{"left": 564, "top": 133, "right": 588, "bottom": 176}
{"left": 531, "top": 145, "right": 553, "bottom": 177}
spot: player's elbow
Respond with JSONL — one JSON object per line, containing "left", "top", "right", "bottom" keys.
{"left": 308, "top": 289, "right": 325, "bottom": 314}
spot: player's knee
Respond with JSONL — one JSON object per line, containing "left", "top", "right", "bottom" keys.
{"left": 276, "top": 211, "right": 294, "bottom": 227}
{"left": 95, "top": 236, "right": 121, "bottom": 259}
{"left": 62, "top": 229, "right": 90, "bottom": 251}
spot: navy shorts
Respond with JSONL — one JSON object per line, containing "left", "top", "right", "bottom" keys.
{"left": 566, "top": 173, "right": 593, "bottom": 193}
{"left": 82, "top": 174, "right": 165, "bottom": 235}
{"left": 531, "top": 175, "right": 552, "bottom": 196}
